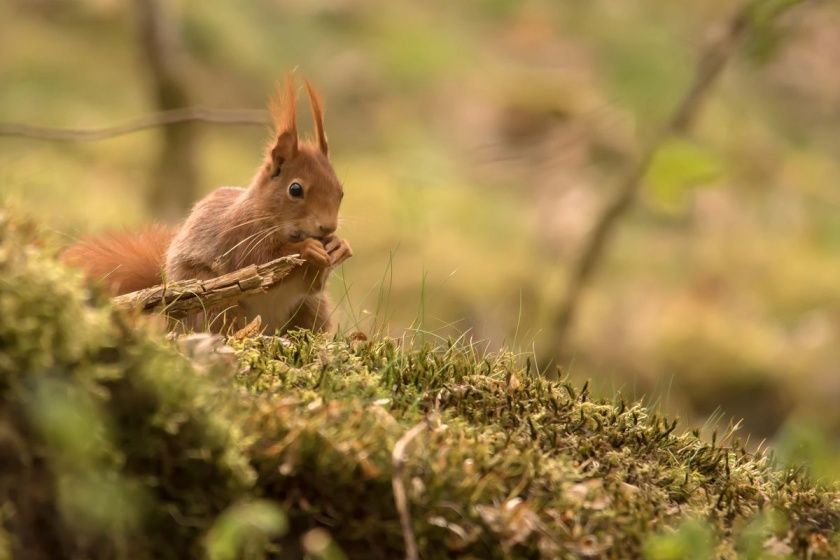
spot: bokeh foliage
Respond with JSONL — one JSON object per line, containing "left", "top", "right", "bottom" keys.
{"left": 2, "top": 0, "right": 840, "bottom": 479}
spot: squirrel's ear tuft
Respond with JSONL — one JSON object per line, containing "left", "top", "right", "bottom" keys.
{"left": 267, "top": 73, "right": 299, "bottom": 174}
{"left": 304, "top": 78, "right": 328, "bottom": 157}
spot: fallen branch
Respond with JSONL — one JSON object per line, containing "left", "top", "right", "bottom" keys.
{"left": 110, "top": 255, "right": 303, "bottom": 319}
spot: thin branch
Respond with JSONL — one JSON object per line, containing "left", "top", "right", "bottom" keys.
{"left": 552, "top": 0, "right": 811, "bottom": 351}
{"left": 0, "top": 108, "right": 268, "bottom": 143}
{"left": 392, "top": 420, "right": 428, "bottom": 560}
{"left": 111, "top": 255, "right": 302, "bottom": 319}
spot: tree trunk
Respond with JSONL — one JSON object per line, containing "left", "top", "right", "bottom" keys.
{"left": 132, "top": 0, "right": 200, "bottom": 220}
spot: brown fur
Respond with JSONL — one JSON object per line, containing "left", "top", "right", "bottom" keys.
{"left": 303, "top": 78, "right": 329, "bottom": 156}
{"left": 64, "top": 73, "right": 352, "bottom": 334}
{"left": 61, "top": 225, "right": 175, "bottom": 295}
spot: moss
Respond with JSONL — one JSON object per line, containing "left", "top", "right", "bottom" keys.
{"left": 234, "top": 334, "right": 840, "bottom": 558}
{"left": 0, "top": 211, "right": 254, "bottom": 559}
{"left": 1, "top": 209, "right": 839, "bottom": 559}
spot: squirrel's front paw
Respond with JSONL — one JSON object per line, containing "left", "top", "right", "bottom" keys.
{"left": 323, "top": 235, "right": 353, "bottom": 266}
{"left": 298, "top": 238, "right": 331, "bottom": 268}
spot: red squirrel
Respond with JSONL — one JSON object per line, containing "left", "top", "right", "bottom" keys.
{"left": 63, "top": 75, "right": 352, "bottom": 334}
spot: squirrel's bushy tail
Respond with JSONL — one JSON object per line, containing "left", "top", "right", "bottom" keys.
{"left": 62, "top": 225, "right": 176, "bottom": 295}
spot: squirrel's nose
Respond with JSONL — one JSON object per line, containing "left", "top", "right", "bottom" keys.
{"left": 318, "top": 223, "right": 336, "bottom": 236}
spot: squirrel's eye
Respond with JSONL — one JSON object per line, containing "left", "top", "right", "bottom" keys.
{"left": 288, "top": 182, "right": 304, "bottom": 198}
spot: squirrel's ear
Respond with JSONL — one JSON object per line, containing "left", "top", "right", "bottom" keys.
{"left": 268, "top": 74, "right": 299, "bottom": 175}
{"left": 303, "top": 78, "right": 328, "bottom": 157}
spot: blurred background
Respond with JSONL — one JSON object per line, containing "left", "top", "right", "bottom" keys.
{"left": 2, "top": 0, "right": 839, "bottom": 465}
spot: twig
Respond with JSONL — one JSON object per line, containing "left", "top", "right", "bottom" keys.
{"left": 552, "top": 0, "right": 811, "bottom": 351}
{"left": 0, "top": 108, "right": 268, "bottom": 143}
{"left": 111, "top": 255, "right": 302, "bottom": 319}
{"left": 392, "top": 420, "right": 428, "bottom": 560}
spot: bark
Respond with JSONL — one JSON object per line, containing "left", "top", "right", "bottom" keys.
{"left": 111, "top": 255, "right": 303, "bottom": 319}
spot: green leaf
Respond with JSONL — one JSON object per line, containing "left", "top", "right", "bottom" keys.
{"left": 645, "top": 139, "right": 723, "bottom": 213}
{"left": 644, "top": 519, "right": 715, "bottom": 560}
{"left": 746, "top": 0, "right": 807, "bottom": 63}
{"left": 206, "top": 500, "right": 288, "bottom": 560}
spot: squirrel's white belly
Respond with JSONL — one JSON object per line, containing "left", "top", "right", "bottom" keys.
{"left": 238, "top": 274, "right": 307, "bottom": 334}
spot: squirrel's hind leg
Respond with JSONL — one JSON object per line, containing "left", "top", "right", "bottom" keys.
{"left": 285, "top": 293, "right": 334, "bottom": 334}
{"left": 172, "top": 304, "right": 249, "bottom": 335}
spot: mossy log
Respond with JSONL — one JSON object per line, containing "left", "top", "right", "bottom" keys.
{"left": 110, "top": 255, "right": 303, "bottom": 318}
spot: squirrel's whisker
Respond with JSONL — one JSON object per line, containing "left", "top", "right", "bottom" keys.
{"left": 237, "top": 224, "right": 284, "bottom": 266}
{"left": 217, "top": 224, "right": 279, "bottom": 261}
{"left": 220, "top": 214, "right": 274, "bottom": 235}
